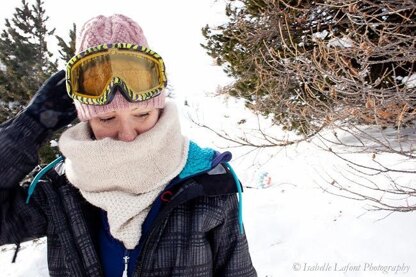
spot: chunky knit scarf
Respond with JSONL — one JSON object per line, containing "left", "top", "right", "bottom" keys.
{"left": 59, "top": 101, "right": 189, "bottom": 249}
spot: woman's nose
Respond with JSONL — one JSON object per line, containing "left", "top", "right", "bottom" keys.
{"left": 118, "top": 122, "right": 138, "bottom": 142}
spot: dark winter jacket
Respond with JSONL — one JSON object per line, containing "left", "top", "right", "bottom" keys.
{"left": 0, "top": 112, "right": 257, "bottom": 277}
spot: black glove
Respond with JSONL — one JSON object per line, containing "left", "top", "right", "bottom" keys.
{"left": 25, "top": 70, "right": 77, "bottom": 131}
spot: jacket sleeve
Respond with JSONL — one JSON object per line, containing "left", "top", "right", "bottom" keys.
{"left": 0, "top": 112, "right": 50, "bottom": 245}
{"left": 211, "top": 194, "right": 257, "bottom": 277}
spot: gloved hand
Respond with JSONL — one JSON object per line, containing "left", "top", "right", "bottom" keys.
{"left": 25, "top": 70, "right": 77, "bottom": 131}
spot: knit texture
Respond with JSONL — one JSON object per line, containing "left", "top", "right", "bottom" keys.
{"left": 59, "top": 101, "right": 189, "bottom": 249}
{"left": 74, "top": 14, "right": 166, "bottom": 121}
{"left": 76, "top": 14, "right": 149, "bottom": 52}
{"left": 179, "top": 141, "right": 215, "bottom": 179}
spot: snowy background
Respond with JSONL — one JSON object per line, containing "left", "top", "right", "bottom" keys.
{"left": 1, "top": 0, "right": 416, "bottom": 276}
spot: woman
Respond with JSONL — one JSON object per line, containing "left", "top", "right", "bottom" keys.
{"left": 0, "top": 14, "right": 256, "bottom": 277}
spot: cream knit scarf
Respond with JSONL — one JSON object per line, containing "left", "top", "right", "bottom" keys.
{"left": 59, "top": 101, "right": 189, "bottom": 249}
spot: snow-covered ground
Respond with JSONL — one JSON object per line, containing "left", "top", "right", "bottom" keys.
{"left": 1, "top": 95, "right": 416, "bottom": 277}
{"left": 240, "top": 143, "right": 416, "bottom": 277}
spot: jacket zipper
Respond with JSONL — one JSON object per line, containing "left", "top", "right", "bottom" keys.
{"left": 122, "top": 249, "right": 130, "bottom": 277}
{"left": 135, "top": 226, "right": 158, "bottom": 276}
{"left": 134, "top": 180, "right": 198, "bottom": 276}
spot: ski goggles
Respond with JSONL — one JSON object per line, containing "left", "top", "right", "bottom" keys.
{"left": 66, "top": 43, "right": 167, "bottom": 105}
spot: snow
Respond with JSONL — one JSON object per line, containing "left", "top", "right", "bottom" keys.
{"left": 328, "top": 37, "right": 354, "bottom": 48}
{"left": 312, "top": 30, "right": 329, "bottom": 40}
{"left": 7, "top": 101, "right": 20, "bottom": 110}
{"left": 311, "top": 32, "right": 355, "bottom": 49}
{"left": 0, "top": 238, "right": 48, "bottom": 277}
{"left": 1, "top": 96, "right": 416, "bottom": 277}
{"left": 402, "top": 73, "right": 416, "bottom": 89}
{"left": 359, "top": 68, "right": 369, "bottom": 78}
{"left": 49, "top": 139, "right": 58, "bottom": 147}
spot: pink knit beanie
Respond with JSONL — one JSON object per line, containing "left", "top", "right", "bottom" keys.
{"left": 74, "top": 14, "right": 166, "bottom": 121}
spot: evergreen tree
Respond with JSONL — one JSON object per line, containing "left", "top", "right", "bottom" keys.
{"left": 56, "top": 23, "right": 76, "bottom": 63}
{"left": 0, "top": 0, "right": 58, "bottom": 121}
{"left": 0, "top": 0, "right": 76, "bottom": 164}
{"left": 202, "top": 0, "right": 416, "bottom": 134}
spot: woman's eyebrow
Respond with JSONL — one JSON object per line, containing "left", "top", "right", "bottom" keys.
{"left": 100, "top": 111, "right": 117, "bottom": 116}
{"left": 132, "top": 108, "right": 151, "bottom": 112}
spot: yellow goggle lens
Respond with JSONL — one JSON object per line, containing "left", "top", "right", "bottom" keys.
{"left": 70, "top": 49, "right": 163, "bottom": 98}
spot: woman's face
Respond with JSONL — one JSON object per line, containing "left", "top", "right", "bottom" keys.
{"left": 89, "top": 107, "right": 160, "bottom": 141}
